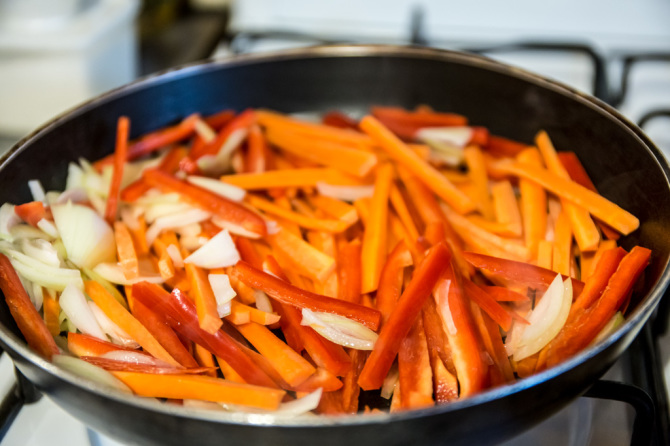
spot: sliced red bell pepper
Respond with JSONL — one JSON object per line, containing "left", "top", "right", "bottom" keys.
{"left": 463, "top": 251, "right": 585, "bottom": 296}
{"left": 358, "top": 242, "right": 451, "bottom": 390}
{"left": 120, "top": 146, "right": 189, "bottom": 202}
{"left": 203, "top": 109, "right": 236, "bottom": 130}
{"left": 398, "top": 316, "right": 434, "bottom": 409}
{"left": 462, "top": 279, "right": 513, "bottom": 332}
{"left": 67, "top": 332, "right": 138, "bottom": 358}
{"left": 231, "top": 260, "right": 381, "bottom": 330}
{"left": 484, "top": 135, "right": 529, "bottom": 158}
{"left": 142, "top": 169, "right": 267, "bottom": 237}
{"left": 375, "top": 241, "right": 412, "bottom": 327}
{"left": 14, "top": 201, "right": 48, "bottom": 227}
{"left": 127, "top": 114, "right": 199, "bottom": 161}
{"left": 131, "top": 282, "right": 277, "bottom": 388}
{"left": 322, "top": 111, "right": 359, "bottom": 130}
{"left": 571, "top": 247, "right": 627, "bottom": 314}
{"left": 104, "top": 116, "right": 130, "bottom": 224}
{"left": 421, "top": 295, "right": 455, "bottom": 374}
{"left": 80, "top": 356, "right": 214, "bottom": 375}
{"left": 0, "top": 254, "right": 59, "bottom": 359}
{"left": 482, "top": 286, "right": 530, "bottom": 302}
{"left": 338, "top": 349, "right": 367, "bottom": 413}
{"left": 193, "top": 109, "right": 256, "bottom": 159}
{"left": 294, "top": 367, "right": 343, "bottom": 393}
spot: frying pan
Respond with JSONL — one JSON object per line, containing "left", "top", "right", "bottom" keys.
{"left": 0, "top": 45, "right": 668, "bottom": 446}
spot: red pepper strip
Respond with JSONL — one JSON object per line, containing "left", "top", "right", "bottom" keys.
{"left": 482, "top": 286, "right": 530, "bottom": 302}
{"left": 371, "top": 106, "right": 468, "bottom": 127}
{"left": 131, "top": 282, "right": 277, "bottom": 388}
{"left": 317, "top": 391, "right": 345, "bottom": 414}
{"left": 235, "top": 236, "right": 264, "bottom": 269}
{"left": 67, "top": 332, "right": 138, "bottom": 357}
{"left": 462, "top": 279, "right": 513, "bottom": 332}
{"left": 398, "top": 316, "right": 434, "bottom": 409}
{"left": 375, "top": 241, "right": 413, "bottom": 328}
{"left": 422, "top": 296, "right": 456, "bottom": 375}
{"left": 462, "top": 251, "right": 585, "bottom": 296}
{"left": 557, "top": 151, "right": 621, "bottom": 241}
{"left": 80, "top": 356, "right": 214, "bottom": 375}
{"left": 358, "top": 242, "right": 451, "bottom": 390}
{"left": 231, "top": 260, "right": 381, "bottom": 330}
{"left": 472, "top": 305, "right": 515, "bottom": 385}
{"left": 131, "top": 299, "right": 200, "bottom": 368}
{"left": 294, "top": 367, "right": 343, "bottom": 393}
{"left": 433, "top": 261, "right": 488, "bottom": 397}
{"left": 571, "top": 247, "right": 627, "bottom": 314}
{"left": 322, "top": 111, "right": 359, "bottom": 130}
{"left": 542, "top": 246, "right": 651, "bottom": 370}
{"left": 339, "top": 349, "right": 367, "bottom": 413}
{"left": 104, "top": 116, "right": 130, "bottom": 224}
{"left": 120, "top": 146, "right": 189, "bottom": 202}
{"left": 142, "top": 169, "right": 267, "bottom": 237}
{"left": 469, "top": 127, "right": 490, "bottom": 147}
{"left": 0, "top": 254, "right": 59, "bottom": 359}
{"left": 337, "top": 238, "right": 363, "bottom": 304}
{"left": 485, "top": 135, "right": 529, "bottom": 158}
{"left": 245, "top": 124, "right": 269, "bottom": 174}
{"left": 14, "top": 201, "right": 47, "bottom": 227}
{"left": 204, "top": 109, "right": 236, "bottom": 130}
{"left": 193, "top": 109, "right": 256, "bottom": 159}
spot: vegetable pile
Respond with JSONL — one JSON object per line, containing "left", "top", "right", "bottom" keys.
{"left": 0, "top": 105, "right": 651, "bottom": 415}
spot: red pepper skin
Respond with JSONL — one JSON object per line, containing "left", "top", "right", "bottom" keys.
{"left": 14, "top": 201, "right": 47, "bottom": 227}
{"left": 322, "top": 111, "right": 359, "bottom": 130}
{"left": 80, "top": 356, "right": 214, "bottom": 374}
{"left": 68, "top": 332, "right": 137, "bottom": 357}
{"left": 462, "top": 279, "right": 513, "bottom": 332}
{"left": 193, "top": 109, "right": 256, "bottom": 159}
{"left": 231, "top": 260, "right": 381, "bottom": 331}
{"left": 358, "top": 242, "right": 451, "bottom": 391}
{"left": 375, "top": 241, "right": 412, "bottom": 328}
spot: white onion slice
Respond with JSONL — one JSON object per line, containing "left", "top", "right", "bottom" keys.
{"left": 55, "top": 187, "right": 88, "bottom": 205}
{"left": 423, "top": 138, "right": 464, "bottom": 166}
{"left": 166, "top": 244, "right": 184, "bottom": 268}
{"left": 221, "top": 387, "right": 322, "bottom": 416}
{"left": 208, "top": 274, "right": 237, "bottom": 318}
{"left": 92, "top": 262, "right": 165, "bottom": 286}
{"left": 2, "top": 248, "right": 83, "bottom": 291}
{"left": 315, "top": 183, "right": 374, "bottom": 202}
{"left": 0, "top": 203, "right": 20, "bottom": 241}
{"left": 51, "top": 202, "right": 116, "bottom": 269}
{"left": 144, "top": 202, "right": 197, "bottom": 224}
{"left": 176, "top": 223, "right": 203, "bottom": 238}
{"left": 99, "top": 350, "right": 172, "bottom": 367}
{"left": 513, "top": 275, "right": 572, "bottom": 361}
{"left": 592, "top": 312, "right": 625, "bottom": 346}
{"left": 145, "top": 209, "right": 211, "bottom": 246}
{"left": 88, "top": 301, "right": 140, "bottom": 348}
{"left": 120, "top": 206, "right": 142, "bottom": 231}
{"left": 20, "top": 238, "right": 61, "bottom": 267}
{"left": 31, "top": 281, "right": 44, "bottom": 312}
{"left": 9, "top": 224, "right": 50, "bottom": 240}
{"left": 28, "top": 180, "right": 46, "bottom": 203}
{"left": 136, "top": 192, "right": 181, "bottom": 207}
{"left": 194, "top": 118, "right": 216, "bottom": 142}
{"left": 60, "top": 284, "right": 107, "bottom": 340}
{"left": 184, "top": 229, "right": 240, "bottom": 269}
{"left": 36, "top": 218, "right": 59, "bottom": 238}
{"left": 179, "top": 235, "right": 207, "bottom": 252}
{"left": 300, "top": 308, "right": 378, "bottom": 350}
{"left": 53, "top": 355, "right": 132, "bottom": 394}
{"left": 380, "top": 363, "right": 399, "bottom": 399}
{"left": 254, "top": 290, "right": 273, "bottom": 315}
{"left": 416, "top": 126, "right": 473, "bottom": 148}
{"left": 65, "top": 162, "right": 85, "bottom": 191}
{"left": 211, "top": 217, "right": 262, "bottom": 239}
{"left": 186, "top": 176, "right": 246, "bottom": 202}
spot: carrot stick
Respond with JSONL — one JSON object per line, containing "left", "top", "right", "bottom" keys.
{"left": 42, "top": 293, "right": 61, "bottom": 336}
{"left": 536, "top": 131, "right": 600, "bottom": 252}
{"left": 338, "top": 349, "right": 366, "bottom": 413}
{"left": 126, "top": 215, "right": 150, "bottom": 255}
{"left": 114, "top": 221, "right": 139, "bottom": 280}
{"left": 571, "top": 247, "right": 627, "bottom": 313}
{"left": 516, "top": 148, "right": 547, "bottom": 259}
{"left": 308, "top": 195, "right": 359, "bottom": 226}
{"left": 84, "top": 280, "right": 180, "bottom": 366}
{"left": 464, "top": 145, "right": 494, "bottom": 219}
{"left": 112, "top": 372, "right": 285, "bottom": 410}
{"left": 490, "top": 159, "right": 639, "bottom": 235}
{"left": 184, "top": 263, "right": 223, "bottom": 334}
{"left": 337, "top": 238, "right": 363, "bottom": 304}
{"left": 358, "top": 242, "right": 450, "bottom": 390}
{"left": 398, "top": 316, "right": 434, "bottom": 409}
{"left": 267, "top": 230, "right": 335, "bottom": 283}
{"left": 235, "top": 322, "right": 316, "bottom": 387}
{"left": 246, "top": 194, "right": 350, "bottom": 233}
{"left": 581, "top": 239, "right": 618, "bottom": 281}
{"left": 216, "top": 356, "right": 247, "bottom": 383}
{"left": 245, "top": 124, "right": 269, "bottom": 173}
{"left": 375, "top": 241, "right": 413, "bottom": 327}
{"left": 104, "top": 116, "right": 129, "bottom": 225}
{"left": 360, "top": 116, "right": 475, "bottom": 214}
{"left": 491, "top": 180, "right": 522, "bottom": 238}
{"left": 14, "top": 201, "right": 47, "bottom": 227}
{"left": 221, "top": 168, "right": 366, "bottom": 190}
{"left": 536, "top": 240, "right": 553, "bottom": 269}
{"left": 552, "top": 209, "right": 573, "bottom": 277}
{"left": 389, "top": 184, "right": 420, "bottom": 243}
{"left": 230, "top": 301, "right": 281, "bottom": 325}
{"left": 361, "top": 163, "right": 394, "bottom": 293}
{"left": 193, "top": 343, "right": 218, "bottom": 377}
{"left": 295, "top": 366, "right": 344, "bottom": 393}
{"left": 143, "top": 169, "right": 267, "bottom": 237}
{"left": 266, "top": 127, "right": 379, "bottom": 177}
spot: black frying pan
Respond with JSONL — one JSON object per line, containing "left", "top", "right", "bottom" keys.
{"left": 0, "top": 45, "right": 669, "bottom": 446}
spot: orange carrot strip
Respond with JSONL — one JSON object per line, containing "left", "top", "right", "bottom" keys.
{"left": 464, "top": 145, "right": 494, "bottom": 220}
{"left": 536, "top": 131, "right": 600, "bottom": 252}
{"left": 0, "top": 254, "right": 59, "bottom": 359}
{"left": 389, "top": 184, "right": 420, "bottom": 243}
{"left": 361, "top": 163, "right": 394, "bottom": 293}
{"left": 463, "top": 215, "right": 520, "bottom": 238}
{"left": 246, "top": 194, "right": 350, "bottom": 233}
{"left": 245, "top": 124, "right": 269, "bottom": 173}
{"left": 235, "top": 322, "right": 316, "bottom": 387}
{"left": 358, "top": 242, "right": 450, "bottom": 390}
{"left": 143, "top": 169, "right": 267, "bottom": 237}
{"left": 126, "top": 216, "right": 150, "bottom": 255}
{"left": 184, "top": 263, "right": 223, "bottom": 334}
{"left": 360, "top": 116, "right": 475, "bottom": 214}
{"left": 221, "top": 168, "right": 366, "bottom": 190}
{"left": 398, "top": 316, "right": 434, "bottom": 409}
{"left": 581, "top": 239, "right": 618, "bottom": 281}
{"left": 194, "top": 343, "right": 218, "bottom": 377}
{"left": 536, "top": 241, "right": 553, "bottom": 271}
{"left": 104, "top": 116, "right": 130, "bottom": 224}
{"left": 337, "top": 238, "right": 363, "bottom": 304}
{"left": 266, "top": 127, "right": 379, "bottom": 177}
{"left": 216, "top": 356, "right": 247, "bottom": 383}
{"left": 517, "top": 148, "right": 547, "bottom": 259}
{"left": 375, "top": 241, "right": 413, "bottom": 327}
{"left": 43, "top": 293, "right": 61, "bottom": 336}
{"left": 14, "top": 201, "right": 47, "bottom": 227}
{"left": 230, "top": 301, "right": 281, "bottom": 325}
{"left": 491, "top": 180, "right": 522, "bottom": 238}
{"left": 84, "top": 280, "right": 180, "bottom": 366}
{"left": 295, "top": 367, "right": 344, "bottom": 393}
{"left": 552, "top": 209, "right": 573, "bottom": 277}
{"left": 337, "top": 349, "right": 367, "bottom": 413}
{"left": 267, "top": 230, "right": 335, "bottom": 283}
{"left": 308, "top": 195, "right": 359, "bottom": 226}
{"left": 112, "top": 372, "right": 285, "bottom": 410}
{"left": 114, "top": 221, "right": 139, "bottom": 280}
{"left": 490, "top": 160, "right": 639, "bottom": 235}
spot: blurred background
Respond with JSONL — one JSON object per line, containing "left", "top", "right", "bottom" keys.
{"left": 0, "top": 2, "right": 669, "bottom": 445}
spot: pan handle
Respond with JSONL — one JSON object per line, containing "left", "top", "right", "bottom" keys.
{"left": 0, "top": 351, "right": 42, "bottom": 441}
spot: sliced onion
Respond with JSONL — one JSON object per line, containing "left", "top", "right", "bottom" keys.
{"left": 52, "top": 355, "right": 132, "bottom": 394}
{"left": 176, "top": 222, "right": 203, "bottom": 238}
{"left": 254, "top": 290, "right": 273, "bottom": 315}
{"left": 315, "top": 182, "right": 374, "bottom": 202}
{"left": 28, "top": 179, "right": 46, "bottom": 203}
{"left": 100, "top": 350, "right": 172, "bottom": 367}
{"left": 433, "top": 279, "right": 457, "bottom": 336}
{"left": 194, "top": 118, "right": 216, "bottom": 142}
{"left": 2, "top": 248, "right": 83, "bottom": 291}
{"left": 265, "top": 220, "right": 280, "bottom": 235}
{"left": 513, "top": 275, "right": 572, "bottom": 361}
{"left": 221, "top": 387, "right": 322, "bottom": 416}
{"left": 60, "top": 283, "right": 107, "bottom": 340}
{"left": 0, "top": 203, "right": 20, "bottom": 241}
{"left": 211, "top": 217, "right": 262, "bottom": 239}
{"left": 166, "top": 244, "right": 184, "bottom": 268}
{"left": 88, "top": 301, "right": 140, "bottom": 348}
{"left": 51, "top": 202, "right": 116, "bottom": 269}
{"left": 179, "top": 235, "right": 207, "bottom": 252}
{"left": 592, "top": 312, "right": 625, "bottom": 346}
{"left": 186, "top": 176, "right": 246, "bottom": 202}
{"left": 380, "top": 363, "right": 399, "bottom": 399}
{"left": 31, "top": 281, "right": 44, "bottom": 312}
{"left": 55, "top": 187, "right": 88, "bottom": 205}
{"left": 65, "top": 162, "right": 85, "bottom": 191}
{"left": 184, "top": 229, "right": 240, "bottom": 269}
{"left": 9, "top": 224, "right": 51, "bottom": 241}
{"left": 183, "top": 399, "right": 226, "bottom": 411}
{"left": 92, "top": 262, "right": 165, "bottom": 286}
{"left": 144, "top": 202, "right": 197, "bottom": 224}
{"left": 301, "top": 308, "right": 378, "bottom": 350}
{"left": 36, "top": 218, "right": 59, "bottom": 238}
{"left": 416, "top": 126, "right": 473, "bottom": 148}
{"left": 145, "top": 209, "right": 211, "bottom": 246}
{"left": 20, "top": 238, "right": 61, "bottom": 267}
{"left": 208, "top": 274, "right": 236, "bottom": 318}
{"left": 87, "top": 192, "right": 107, "bottom": 216}
{"left": 423, "top": 138, "right": 464, "bottom": 166}
{"left": 136, "top": 192, "right": 181, "bottom": 207}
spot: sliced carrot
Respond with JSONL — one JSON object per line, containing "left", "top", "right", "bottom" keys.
{"left": 112, "top": 372, "right": 285, "bottom": 410}
{"left": 464, "top": 145, "right": 494, "bottom": 219}
{"left": 581, "top": 239, "right": 618, "bottom": 281}
{"left": 571, "top": 247, "right": 627, "bottom": 314}
{"left": 389, "top": 184, "right": 420, "bottom": 243}
{"left": 184, "top": 263, "right": 223, "bottom": 334}
{"left": 491, "top": 180, "right": 522, "bottom": 238}
{"left": 216, "top": 356, "right": 247, "bottom": 383}
{"left": 360, "top": 116, "right": 475, "bottom": 214}
{"left": 194, "top": 343, "right": 218, "bottom": 377}
{"left": 398, "top": 316, "right": 434, "bottom": 409}
{"left": 295, "top": 367, "right": 344, "bottom": 393}
{"left": 361, "top": 163, "right": 394, "bottom": 293}
{"left": 516, "top": 148, "right": 547, "bottom": 259}
{"left": 235, "top": 322, "right": 315, "bottom": 387}
{"left": 267, "top": 229, "right": 335, "bottom": 283}
{"left": 104, "top": 116, "right": 130, "bottom": 225}
{"left": 337, "top": 238, "right": 363, "bottom": 304}
{"left": 552, "top": 209, "right": 573, "bottom": 277}
{"left": 114, "top": 221, "right": 139, "bottom": 280}
{"left": 536, "top": 240, "right": 553, "bottom": 269}
{"left": 14, "top": 201, "right": 48, "bottom": 227}
{"left": 246, "top": 194, "right": 349, "bottom": 233}
{"left": 336, "top": 349, "right": 366, "bottom": 413}
{"left": 0, "top": 254, "right": 59, "bottom": 359}
{"left": 222, "top": 168, "right": 366, "bottom": 190}
{"left": 126, "top": 215, "right": 150, "bottom": 255}
{"left": 308, "top": 195, "right": 359, "bottom": 226}
{"left": 84, "top": 280, "right": 180, "bottom": 367}
{"left": 42, "top": 293, "right": 61, "bottom": 336}
{"left": 230, "top": 301, "right": 280, "bottom": 325}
